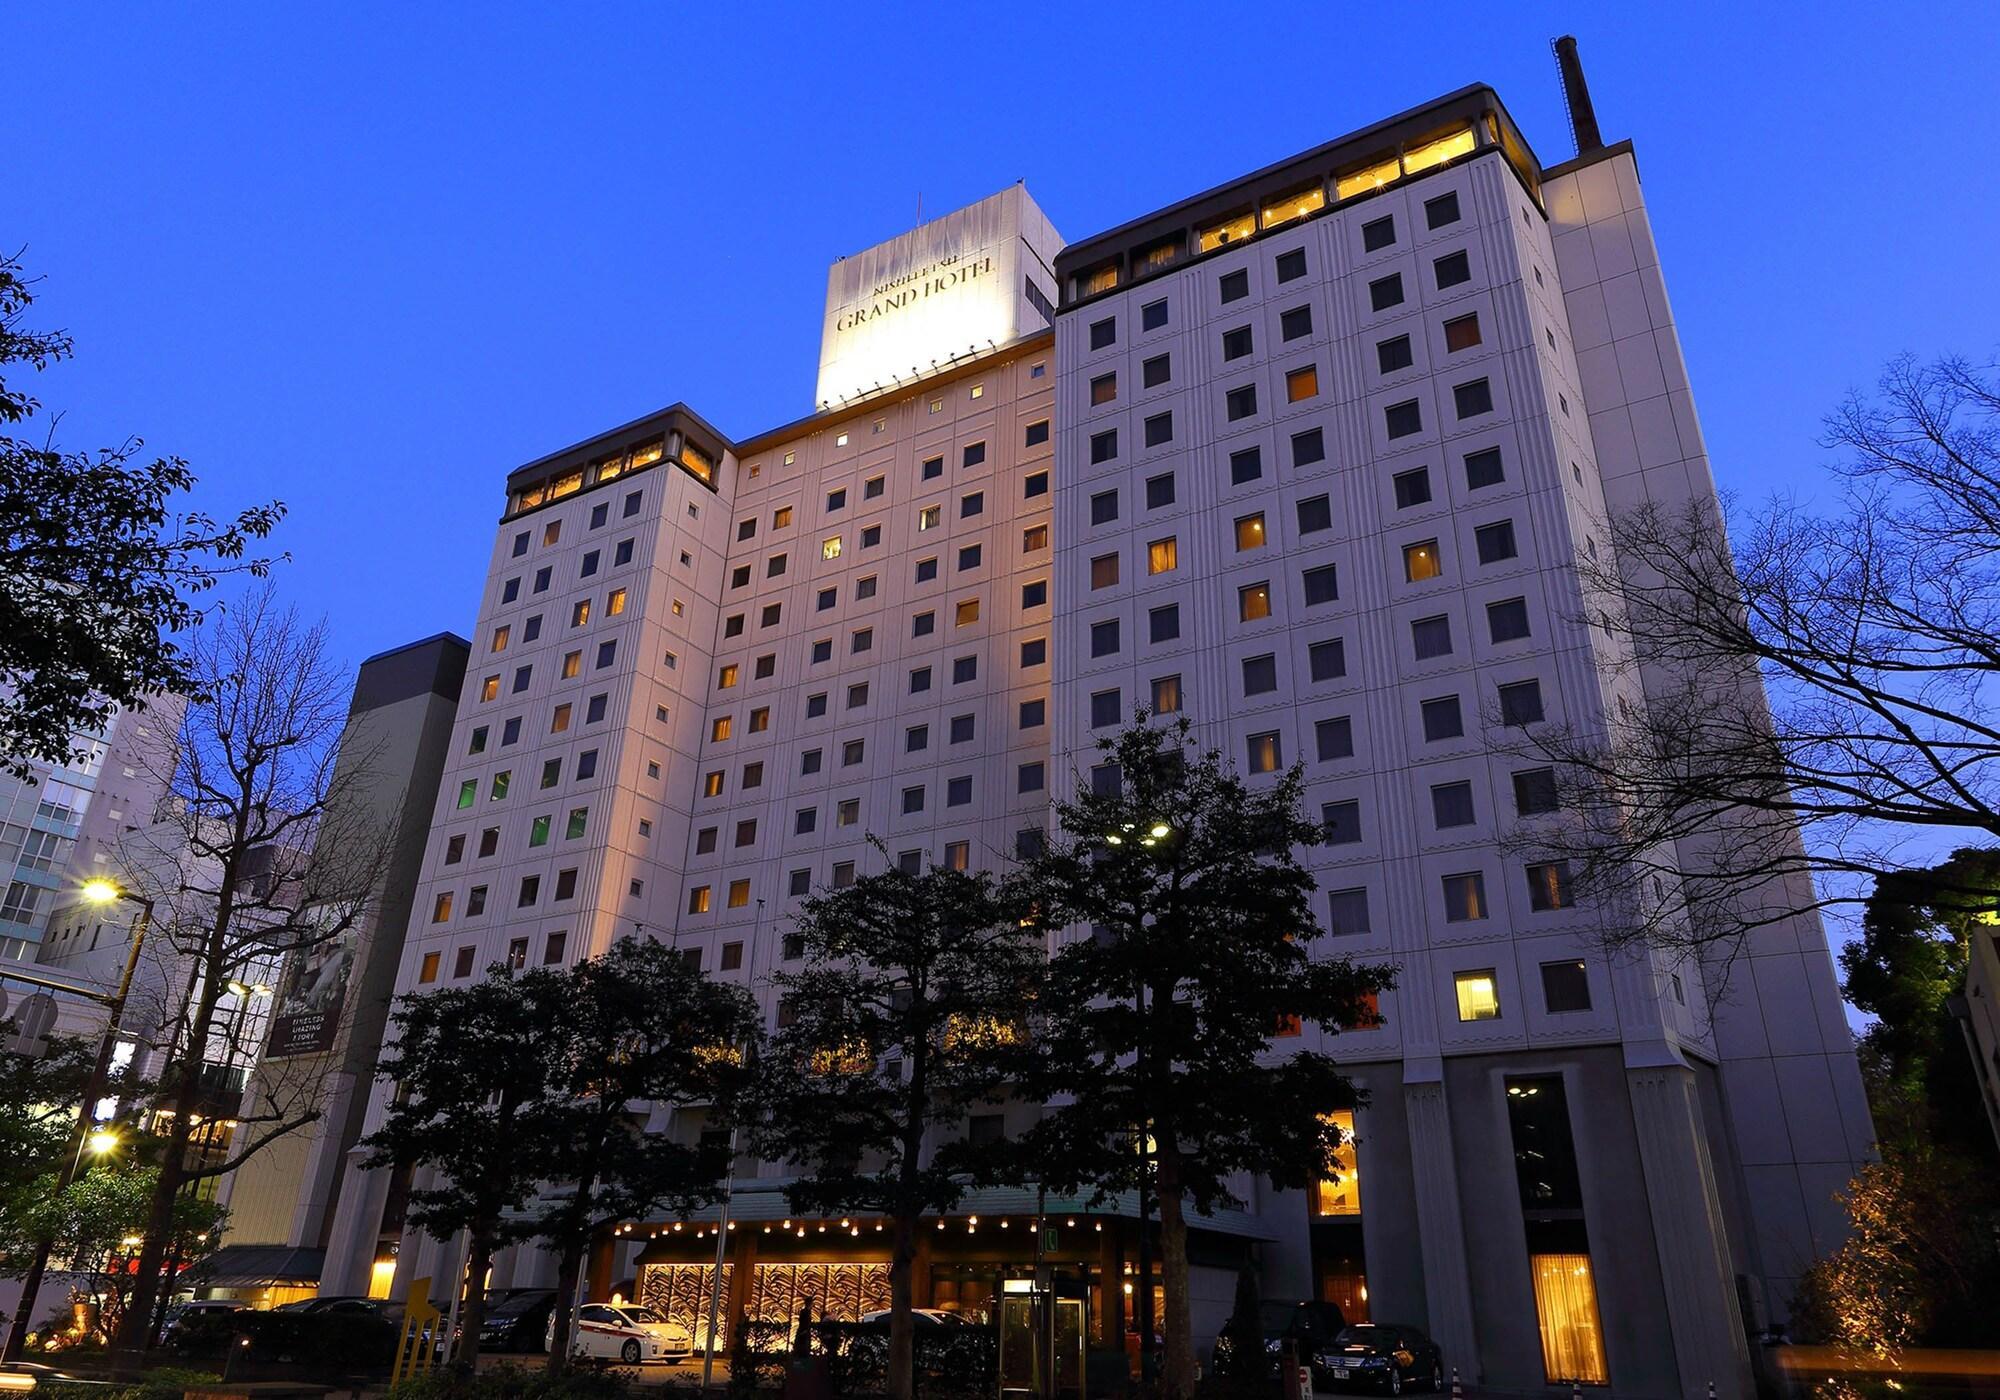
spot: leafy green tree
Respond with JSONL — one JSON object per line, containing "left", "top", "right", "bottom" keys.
{"left": 0, "top": 251, "right": 283, "bottom": 776}
{"left": 1018, "top": 717, "right": 1392, "bottom": 1400}
{"left": 0, "top": 1035, "right": 95, "bottom": 1231}
{"left": 538, "top": 938, "right": 759, "bottom": 1376}
{"left": 362, "top": 963, "right": 576, "bottom": 1370}
{"left": 746, "top": 850, "right": 1041, "bottom": 1400}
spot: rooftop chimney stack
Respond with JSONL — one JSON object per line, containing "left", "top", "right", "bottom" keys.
{"left": 1553, "top": 34, "right": 1603, "bottom": 155}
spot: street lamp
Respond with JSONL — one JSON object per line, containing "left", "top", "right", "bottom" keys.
{"left": 1, "top": 878, "right": 156, "bottom": 1363}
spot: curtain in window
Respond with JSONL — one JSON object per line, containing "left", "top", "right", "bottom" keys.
{"left": 1530, "top": 1252, "right": 1608, "bottom": 1384}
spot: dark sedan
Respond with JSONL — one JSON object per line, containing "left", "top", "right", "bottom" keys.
{"left": 1313, "top": 1324, "right": 1444, "bottom": 1395}
{"left": 479, "top": 1290, "right": 557, "bottom": 1353}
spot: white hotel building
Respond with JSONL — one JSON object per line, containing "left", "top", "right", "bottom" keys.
{"left": 323, "top": 70, "right": 1869, "bottom": 1400}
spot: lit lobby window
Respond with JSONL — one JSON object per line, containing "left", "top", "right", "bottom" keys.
{"left": 1531, "top": 1255, "right": 1609, "bottom": 1384}
{"left": 1198, "top": 211, "right": 1255, "bottom": 251}
{"left": 1262, "top": 185, "right": 1325, "bottom": 230}
{"left": 1454, "top": 969, "right": 1501, "bottom": 1021}
{"left": 1312, "top": 1109, "right": 1360, "bottom": 1217}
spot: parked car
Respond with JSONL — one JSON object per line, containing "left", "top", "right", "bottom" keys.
{"left": 547, "top": 1302, "right": 693, "bottom": 1366}
{"left": 1312, "top": 1324, "right": 1444, "bottom": 1395}
{"left": 161, "top": 1299, "right": 247, "bottom": 1342}
{"left": 480, "top": 1289, "right": 557, "bottom": 1353}
{"left": 1211, "top": 1300, "right": 1347, "bottom": 1377}
{"left": 857, "top": 1309, "right": 969, "bottom": 1328}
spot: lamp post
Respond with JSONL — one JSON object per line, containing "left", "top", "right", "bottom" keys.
{"left": 2, "top": 878, "right": 156, "bottom": 1362}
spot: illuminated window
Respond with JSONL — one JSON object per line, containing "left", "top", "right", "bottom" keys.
{"left": 1336, "top": 154, "right": 1400, "bottom": 200}
{"left": 1197, "top": 211, "right": 1255, "bottom": 251}
{"left": 566, "top": 807, "right": 588, "bottom": 840}
{"left": 969, "top": 383, "right": 984, "bottom": 400}
{"left": 703, "top": 770, "right": 725, "bottom": 798}
{"left": 1246, "top": 731, "right": 1282, "bottom": 773}
{"left": 1134, "top": 237, "right": 1181, "bottom": 276}
{"left": 1148, "top": 538, "right": 1178, "bottom": 574}
{"left": 1527, "top": 861, "right": 1573, "bottom": 911}
{"left": 1151, "top": 674, "right": 1181, "bottom": 714}
{"left": 489, "top": 771, "right": 510, "bottom": 801}
{"left": 1235, "top": 513, "right": 1266, "bottom": 551}
{"left": 529, "top": 814, "right": 550, "bottom": 847}
{"left": 1286, "top": 365, "right": 1320, "bottom": 402}
{"left": 419, "top": 951, "right": 440, "bottom": 984}
{"left": 955, "top": 599, "right": 979, "bottom": 627}
{"left": 456, "top": 780, "right": 476, "bottom": 810}
{"left": 918, "top": 505, "right": 941, "bottom": 531}
{"left": 688, "top": 885, "right": 711, "bottom": 915}
{"left": 1081, "top": 263, "right": 1118, "bottom": 296}
{"left": 480, "top": 675, "right": 500, "bottom": 702}
{"left": 1401, "top": 126, "right": 1476, "bottom": 176}
{"left": 1443, "top": 871, "right": 1488, "bottom": 922}
{"left": 1239, "top": 582, "right": 1272, "bottom": 622}
{"left": 1091, "top": 553, "right": 1119, "bottom": 589}
{"left": 711, "top": 716, "right": 732, "bottom": 743}
{"left": 822, "top": 536, "right": 842, "bottom": 560}
{"left": 1023, "top": 523, "right": 1049, "bottom": 552}
{"left": 1312, "top": 1109, "right": 1360, "bottom": 1216}
{"left": 1262, "top": 185, "right": 1325, "bottom": 230}
{"left": 491, "top": 626, "right": 510, "bottom": 653}
{"left": 727, "top": 879, "right": 751, "bottom": 909}
{"left": 1454, "top": 969, "right": 1501, "bottom": 1021}
{"left": 1444, "top": 313, "right": 1482, "bottom": 353}
{"left": 431, "top": 892, "right": 452, "bottom": 923}
{"left": 1531, "top": 1255, "right": 1609, "bottom": 1384}
{"left": 717, "top": 663, "right": 739, "bottom": 689}
{"left": 569, "top": 600, "right": 589, "bottom": 628}
{"left": 1404, "top": 540, "right": 1443, "bottom": 582}
{"left": 945, "top": 841, "right": 970, "bottom": 872}
{"left": 606, "top": 588, "right": 626, "bottom": 616}
{"left": 543, "top": 520, "right": 562, "bottom": 546}
{"left": 561, "top": 651, "right": 581, "bottom": 679}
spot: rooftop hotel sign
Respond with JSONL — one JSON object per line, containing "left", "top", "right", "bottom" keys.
{"left": 815, "top": 185, "right": 1062, "bottom": 410}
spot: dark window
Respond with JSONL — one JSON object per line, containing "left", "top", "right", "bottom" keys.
{"left": 1377, "top": 335, "right": 1413, "bottom": 374}
{"left": 1145, "top": 412, "right": 1174, "bottom": 447}
{"left": 1526, "top": 861, "right": 1572, "bottom": 911}
{"left": 1444, "top": 313, "right": 1482, "bottom": 352}
{"left": 1513, "top": 768, "right": 1559, "bottom": 815}
{"left": 581, "top": 551, "right": 600, "bottom": 577}
{"left": 1541, "top": 960, "right": 1591, "bottom": 1013}
{"left": 1422, "top": 695, "right": 1464, "bottom": 741}
{"left": 1487, "top": 598, "right": 1532, "bottom": 643}
{"left": 1020, "top": 699, "right": 1045, "bottom": 728}
{"left": 1219, "top": 269, "right": 1249, "bottom": 303}
{"left": 1150, "top": 605, "right": 1180, "bottom": 643}
{"left": 1425, "top": 191, "right": 1462, "bottom": 229}
{"left": 907, "top": 724, "right": 929, "bottom": 752}
{"left": 1242, "top": 654, "right": 1278, "bottom": 695}
{"left": 1465, "top": 447, "right": 1506, "bottom": 489}
{"left": 1475, "top": 520, "right": 1518, "bottom": 563}
{"left": 1091, "top": 490, "right": 1119, "bottom": 525}
{"left": 963, "top": 441, "right": 986, "bottom": 468}
{"left": 1432, "top": 781, "right": 1476, "bottom": 828}
{"left": 1499, "top": 679, "right": 1545, "bottom": 726}
{"left": 1090, "top": 689, "right": 1121, "bottom": 728}
{"left": 1316, "top": 716, "right": 1354, "bottom": 761}
{"left": 923, "top": 455, "right": 944, "bottom": 480}
{"left": 1226, "top": 384, "right": 1258, "bottom": 421}
{"left": 1291, "top": 428, "right": 1325, "bottom": 466}
{"left": 1090, "top": 429, "right": 1118, "bottom": 464}
{"left": 911, "top": 666, "right": 932, "bottom": 692}
{"left": 806, "top": 692, "right": 828, "bottom": 718}
{"left": 1021, "top": 637, "right": 1047, "bottom": 666}
{"left": 1385, "top": 399, "right": 1423, "bottom": 438}
{"left": 902, "top": 786, "right": 926, "bottom": 815}
{"left": 1222, "top": 326, "right": 1254, "bottom": 361}
{"left": 1369, "top": 273, "right": 1404, "bottom": 311}
{"left": 1412, "top": 615, "right": 1452, "bottom": 660}
{"left": 1322, "top": 800, "right": 1362, "bottom": 845}
{"left": 1506, "top": 1075, "right": 1583, "bottom": 1212}
{"left": 1025, "top": 470, "right": 1049, "bottom": 498}
{"left": 812, "top": 638, "right": 833, "bottom": 663}
{"left": 947, "top": 776, "right": 973, "bottom": 807}
{"left": 1394, "top": 468, "right": 1432, "bottom": 509}
{"left": 1281, "top": 304, "right": 1313, "bottom": 341}
{"left": 1297, "top": 495, "right": 1332, "bottom": 534}
{"left": 1022, "top": 580, "right": 1047, "bottom": 608}
{"left": 1275, "top": 248, "right": 1307, "bottom": 282}
{"left": 1327, "top": 887, "right": 1370, "bottom": 935}
{"left": 1308, "top": 638, "right": 1346, "bottom": 681}
{"left": 1433, "top": 250, "right": 1471, "bottom": 289}
{"left": 1454, "top": 378, "right": 1494, "bottom": 418}
{"left": 1142, "top": 299, "right": 1169, "bottom": 331}
{"left": 1143, "top": 354, "right": 1171, "bottom": 387}
{"left": 1303, "top": 564, "right": 1339, "bottom": 605}
{"left": 1090, "top": 619, "right": 1120, "bottom": 657}
{"left": 961, "top": 490, "right": 984, "bottom": 518}
{"left": 1025, "top": 419, "right": 1050, "bottom": 446}
{"left": 1361, "top": 215, "right": 1395, "bottom": 252}
{"left": 957, "top": 544, "right": 981, "bottom": 571}
{"left": 1231, "top": 447, "right": 1264, "bottom": 485}
{"left": 1090, "top": 317, "right": 1116, "bottom": 349}
{"left": 1146, "top": 473, "right": 1176, "bottom": 509}
{"left": 953, "top": 654, "right": 979, "bottom": 683}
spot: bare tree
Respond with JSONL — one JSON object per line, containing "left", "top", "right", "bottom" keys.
{"left": 104, "top": 586, "right": 395, "bottom": 1370}
{"left": 1512, "top": 354, "right": 2000, "bottom": 967}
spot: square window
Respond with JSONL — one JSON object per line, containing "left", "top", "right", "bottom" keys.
{"left": 1513, "top": 768, "right": 1559, "bottom": 815}
{"left": 923, "top": 455, "right": 944, "bottom": 480}
{"left": 1142, "top": 299, "right": 1168, "bottom": 330}
{"left": 511, "top": 533, "right": 529, "bottom": 558}
{"left": 1385, "top": 399, "right": 1423, "bottom": 438}
{"left": 1425, "top": 191, "right": 1461, "bottom": 229}
{"left": 1369, "top": 273, "right": 1404, "bottom": 311}
{"left": 1242, "top": 654, "right": 1277, "bottom": 695}
{"left": 1023, "top": 523, "right": 1050, "bottom": 552}
{"left": 1302, "top": 564, "right": 1338, "bottom": 606}
{"left": 1090, "top": 619, "right": 1120, "bottom": 657}
{"left": 1146, "top": 473, "right": 1176, "bottom": 509}
{"left": 1377, "top": 335, "right": 1413, "bottom": 374}
{"left": 1219, "top": 269, "right": 1249, "bottom": 303}
{"left": 953, "top": 654, "right": 979, "bottom": 682}
{"left": 1488, "top": 598, "right": 1531, "bottom": 643}
{"left": 1239, "top": 581, "right": 1272, "bottom": 621}
{"left": 1142, "top": 354, "right": 1171, "bottom": 388}
{"left": 1291, "top": 429, "right": 1325, "bottom": 467}
{"left": 1151, "top": 674, "right": 1182, "bottom": 713}
{"left": 1091, "top": 373, "right": 1118, "bottom": 406}
{"left": 1499, "top": 679, "right": 1544, "bottom": 726}
{"left": 1147, "top": 537, "right": 1177, "bottom": 574}
{"left": 911, "top": 666, "right": 933, "bottom": 692}
{"left": 1444, "top": 313, "right": 1482, "bottom": 353}
{"left": 1091, "top": 429, "right": 1119, "bottom": 463}
{"left": 1286, "top": 365, "right": 1319, "bottom": 402}
{"left": 1231, "top": 446, "right": 1263, "bottom": 484}
{"left": 955, "top": 598, "right": 980, "bottom": 626}
{"left": 1090, "top": 688, "right": 1122, "bottom": 728}
{"left": 1432, "top": 781, "right": 1475, "bottom": 828}
{"left": 1444, "top": 872, "right": 1488, "bottom": 923}
{"left": 847, "top": 681, "right": 869, "bottom": 707}
{"left": 916, "top": 556, "right": 939, "bottom": 582}
{"left": 1475, "top": 520, "right": 1516, "bottom": 564}
{"left": 1422, "top": 695, "right": 1464, "bottom": 741}
{"left": 581, "top": 550, "right": 600, "bottom": 577}
{"left": 1246, "top": 730, "right": 1282, "bottom": 773}
{"left": 961, "top": 491, "right": 984, "bottom": 518}
{"left": 1025, "top": 470, "right": 1049, "bottom": 498}
{"left": 1024, "top": 420, "right": 1050, "bottom": 447}
{"left": 1090, "top": 317, "right": 1116, "bottom": 349}
{"left": 1275, "top": 248, "right": 1307, "bottom": 282}
{"left": 1541, "top": 959, "right": 1591, "bottom": 1013}
{"left": 1144, "top": 412, "right": 1174, "bottom": 447}
{"left": 1021, "top": 637, "right": 1046, "bottom": 666}
{"left": 533, "top": 566, "right": 551, "bottom": 593}
{"left": 801, "top": 749, "right": 823, "bottom": 774}
{"left": 1433, "top": 250, "right": 1471, "bottom": 289}
{"left": 1454, "top": 378, "right": 1494, "bottom": 418}
{"left": 1297, "top": 495, "right": 1332, "bottom": 534}
{"left": 963, "top": 442, "right": 986, "bottom": 468}
{"left": 843, "top": 739, "right": 866, "bottom": 766}
{"left": 1308, "top": 638, "right": 1346, "bottom": 681}
{"left": 1018, "top": 763, "right": 1045, "bottom": 794}
{"left": 903, "top": 785, "right": 926, "bottom": 814}
{"left": 1454, "top": 968, "right": 1500, "bottom": 1018}
{"left": 957, "top": 544, "right": 981, "bottom": 571}
{"left": 1090, "top": 490, "right": 1119, "bottom": 525}
{"left": 1235, "top": 513, "right": 1266, "bottom": 550}
{"left": 837, "top": 798, "right": 860, "bottom": 826}
{"left": 1321, "top": 799, "right": 1361, "bottom": 844}
{"left": 1315, "top": 716, "right": 1354, "bottom": 761}
{"left": 1412, "top": 615, "right": 1452, "bottom": 659}
{"left": 1527, "top": 861, "right": 1573, "bottom": 911}
{"left": 906, "top": 723, "right": 930, "bottom": 752}
{"left": 1149, "top": 604, "right": 1180, "bottom": 642}
{"left": 947, "top": 776, "right": 973, "bottom": 807}
{"left": 1226, "top": 384, "right": 1258, "bottom": 421}
{"left": 1092, "top": 552, "right": 1122, "bottom": 590}
{"left": 1019, "top": 699, "right": 1045, "bottom": 729}
{"left": 1361, "top": 215, "right": 1395, "bottom": 252}
{"left": 1465, "top": 447, "right": 1505, "bottom": 489}
{"left": 1404, "top": 539, "right": 1443, "bottom": 582}
{"left": 1281, "top": 304, "right": 1313, "bottom": 342}
{"left": 1222, "top": 326, "right": 1254, "bottom": 361}
{"left": 1327, "top": 887, "right": 1370, "bottom": 935}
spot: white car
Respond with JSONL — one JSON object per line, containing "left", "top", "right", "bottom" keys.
{"left": 548, "top": 1303, "right": 693, "bottom": 1365}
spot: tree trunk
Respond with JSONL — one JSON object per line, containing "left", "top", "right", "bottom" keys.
{"left": 453, "top": 1226, "right": 497, "bottom": 1372}
{"left": 546, "top": 1240, "right": 584, "bottom": 1378}
{"left": 887, "top": 1211, "right": 916, "bottom": 1400}
{"left": 1156, "top": 1150, "right": 1196, "bottom": 1400}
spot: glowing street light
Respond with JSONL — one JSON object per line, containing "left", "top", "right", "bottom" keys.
{"left": 86, "top": 1128, "right": 122, "bottom": 1156}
